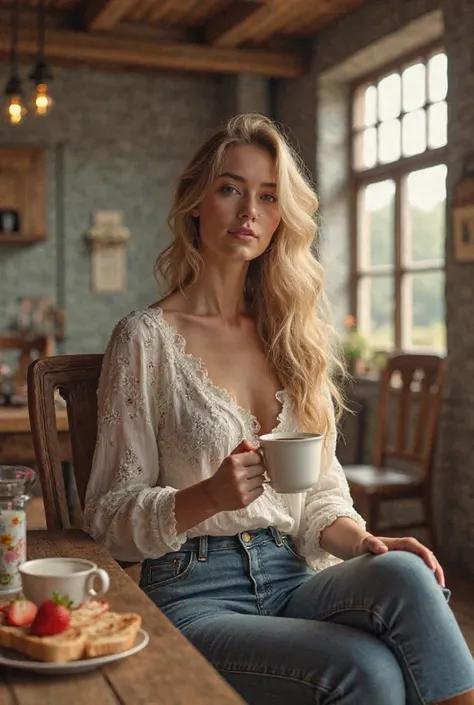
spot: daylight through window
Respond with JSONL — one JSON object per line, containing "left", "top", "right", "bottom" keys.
{"left": 351, "top": 46, "right": 447, "bottom": 353}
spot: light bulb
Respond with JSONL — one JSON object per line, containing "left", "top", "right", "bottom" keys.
{"left": 33, "top": 83, "right": 53, "bottom": 116}
{"left": 5, "top": 94, "right": 26, "bottom": 124}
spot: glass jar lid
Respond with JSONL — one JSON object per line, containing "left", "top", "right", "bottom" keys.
{"left": 0, "top": 466, "right": 36, "bottom": 498}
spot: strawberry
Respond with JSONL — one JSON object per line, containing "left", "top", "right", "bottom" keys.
{"left": 30, "top": 593, "right": 72, "bottom": 637}
{"left": 74, "top": 599, "right": 109, "bottom": 617}
{"left": 5, "top": 597, "right": 38, "bottom": 627}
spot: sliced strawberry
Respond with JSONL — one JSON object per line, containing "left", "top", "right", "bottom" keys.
{"left": 30, "top": 593, "right": 72, "bottom": 637}
{"left": 5, "top": 598, "right": 38, "bottom": 627}
{"left": 74, "top": 599, "right": 109, "bottom": 616}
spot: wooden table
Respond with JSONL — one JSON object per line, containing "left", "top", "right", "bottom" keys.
{"left": 0, "top": 405, "right": 71, "bottom": 465}
{"left": 0, "top": 530, "right": 245, "bottom": 705}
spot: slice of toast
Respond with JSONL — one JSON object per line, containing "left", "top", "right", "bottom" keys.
{"left": 0, "top": 600, "right": 142, "bottom": 663}
{"left": 0, "top": 619, "right": 21, "bottom": 650}
{"left": 82, "top": 613, "right": 142, "bottom": 658}
{"left": 0, "top": 607, "right": 29, "bottom": 650}
{"left": 0, "top": 611, "right": 86, "bottom": 663}
{"left": 10, "top": 626, "right": 87, "bottom": 664}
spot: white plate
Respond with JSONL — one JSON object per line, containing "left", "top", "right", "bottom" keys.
{"left": 0, "top": 628, "right": 149, "bottom": 675}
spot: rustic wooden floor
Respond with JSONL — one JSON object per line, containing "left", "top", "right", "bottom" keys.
{"left": 26, "top": 498, "right": 473, "bottom": 654}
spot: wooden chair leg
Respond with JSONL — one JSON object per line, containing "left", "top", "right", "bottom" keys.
{"left": 359, "top": 495, "right": 380, "bottom": 534}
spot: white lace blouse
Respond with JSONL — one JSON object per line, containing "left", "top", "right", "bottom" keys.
{"left": 84, "top": 308, "right": 365, "bottom": 570}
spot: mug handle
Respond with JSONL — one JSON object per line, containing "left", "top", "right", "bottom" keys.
{"left": 85, "top": 568, "right": 110, "bottom": 599}
{"left": 257, "top": 447, "right": 271, "bottom": 485}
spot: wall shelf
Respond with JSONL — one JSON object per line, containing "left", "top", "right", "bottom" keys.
{"left": 0, "top": 146, "right": 46, "bottom": 245}
{"left": 0, "top": 233, "right": 46, "bottom": 244}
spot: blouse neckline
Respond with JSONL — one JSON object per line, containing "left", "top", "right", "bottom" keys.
{"left": 146, "top": 306, "right": 289, "bottom": 438}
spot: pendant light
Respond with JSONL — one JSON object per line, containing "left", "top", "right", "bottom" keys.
{"left": 29, "top": 0, "right": 53, "bottom": 116}
{"left": 4, "top": 0, "right": 26, "bottom": 125}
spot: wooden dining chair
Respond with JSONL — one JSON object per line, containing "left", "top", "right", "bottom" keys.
{"left": 28, "top": 354, "right": 142, "bottom": 581}
{"left": 344, "top": 354, "right": 446, "bottom": 548}
{"left": 27, "top": 354, "right": 103, "bottom": 530}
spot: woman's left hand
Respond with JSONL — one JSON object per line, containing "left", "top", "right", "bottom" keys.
{"left": 353, "top": 533, "right": 445, "bottom": 588}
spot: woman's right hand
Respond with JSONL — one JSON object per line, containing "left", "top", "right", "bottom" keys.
{"left": 205, "top": 440, "right": 266, "bottom": 512}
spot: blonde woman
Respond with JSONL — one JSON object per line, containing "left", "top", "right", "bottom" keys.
{"left": 85, "top": 115, "right": 474, "bottom": 705}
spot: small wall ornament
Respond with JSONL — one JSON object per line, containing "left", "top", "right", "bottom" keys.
{"left": 453, "top": 154, "right": 474, "bottom": 264}
{"left": 85, "top": 210, "right": 131, "bottom": 293}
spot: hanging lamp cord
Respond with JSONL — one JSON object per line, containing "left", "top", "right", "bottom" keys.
{"left": 37, "top": 0, "right": 45, "bottom": 61}
{"left": 10, "top": 0, "right": 20, "bottom": 78}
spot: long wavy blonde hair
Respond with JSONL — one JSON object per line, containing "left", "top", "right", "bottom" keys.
{"left": 156, "top": 114, "right": 345, "bottom": 436}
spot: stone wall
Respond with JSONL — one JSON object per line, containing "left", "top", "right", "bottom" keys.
{"left": 217, "top": 74, "right": 270, "bottom": 120}
{"left": 276, "top": 0, "right": 474, "bottom": 574}
{"left": 0, "top": 64, "right": 220, "bottom": 354}
{"left": 437, "top": 0, "right": 474, "bottom": 572}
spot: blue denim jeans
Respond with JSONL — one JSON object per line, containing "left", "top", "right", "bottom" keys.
{"left": 139, "top": 527, "right": 474, "bottom": 704}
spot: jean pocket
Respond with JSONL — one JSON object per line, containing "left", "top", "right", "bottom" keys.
{"left": 282, "top": 539, "right": 307, "bottom": 563}
{"left": 142, "top": 552, "right": 197, "bottom": 591}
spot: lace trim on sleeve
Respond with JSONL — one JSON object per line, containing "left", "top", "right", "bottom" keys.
{"left": 154, "top": 487, "right": 187, "bottom": 553}
{"left": 303, "top": 506, "right": 366, "bottom": 569}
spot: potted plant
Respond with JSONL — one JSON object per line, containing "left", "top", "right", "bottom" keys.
{"left": 342, "top": 315, "right": 367, "bottom": 376}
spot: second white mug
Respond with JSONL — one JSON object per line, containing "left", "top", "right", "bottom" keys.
{"left": 19, "top": 557, "right": 110, "bottom": 608}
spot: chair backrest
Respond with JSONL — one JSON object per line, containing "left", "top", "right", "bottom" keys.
{"left": 0, "top": 335, "right": 54, "bottom": 388}
{"left": 372, "top": 353, "right": 445, "bottom": 478}
{"left": 27, "top": 354, "right": 103, "bottom": 530}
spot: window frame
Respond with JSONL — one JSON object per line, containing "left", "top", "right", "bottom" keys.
{"left": 350, "top": 40, "right": 448, "bottom": 353}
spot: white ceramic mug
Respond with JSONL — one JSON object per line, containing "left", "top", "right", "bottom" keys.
{"left": 19, "top": 557, "right": 110, "bottom": 608}
{"left": 258, "top": 432, "right": 324, "bottom": 493}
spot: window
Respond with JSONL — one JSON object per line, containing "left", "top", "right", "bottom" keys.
{"left": 351, "top": 46, "right": 447, "bottom": 353}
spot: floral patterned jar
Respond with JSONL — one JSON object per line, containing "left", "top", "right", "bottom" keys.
{"left": 0, "top": 466, "right": 35, "bottom": 596}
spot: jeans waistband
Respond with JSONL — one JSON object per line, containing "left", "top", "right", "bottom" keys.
{"left": 178, "top": 527, "right": 286, "bottom": 562}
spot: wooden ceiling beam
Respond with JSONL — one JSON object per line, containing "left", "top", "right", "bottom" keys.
{"left": 246, "top": 0, "right": 310, "bottom": 45}
{"left": 299, "top": 0, "right": 369, "bottom": 34}
{"left": 84, "top": 0, "right": 137, "bottom": 31}
{"left": 206, "top": 0, "right": 292, "bottom": 48}
{"left": 206, "top": 3, "right": 262, "bottom": 45}
{"left": 184, "top": 0, "right": 228, "bottom": 26}
{"left": 153, "top": 0, "right": 205, "bottom": 25}
{"left": 148, "top": 0, "right": 176, "bottom": 23}
{"left": 0, "top": 25, "right": 304, "bottom": 78}
{"left": 127, "top": 0, "right": 158, "bottom": 22}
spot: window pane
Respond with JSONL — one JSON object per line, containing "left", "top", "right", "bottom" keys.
{"left": 404, "top": 165, "right": 447, "bottom": 265}
{"left": 428, "top": 101, "right": 447, "bottom": 148}
{"left": 402, "top": 109, "right": 426, "bottom": 156}
{"left": 359, "top": 180, "right": 395, "bottom": 269}
{"left": 363, "top": 127, "right": 377, "bottom": 168}
{"left": 402, "top": 63, "right": 426, "bottom": 112}
{"left": 379, "top": 119, "right": 401, "bottom": 164}
{"left": 364, "top": 85, "right": 377, "bottom": 126}
{"left": 428, "top": 53, "right": 448, "bottom": 103}
{"left": 353, "top": 128, "right": 377, "bottom": 170}
{"left": 404, "top": 271, "right": 445, "bottom": 350}
{"left": 358, "top": 276, "right": 395, "bottom": 349}
{"left": 378, "top": 73, "right": 401, "bottom": 121}
{"left": 353, "top": 85, "right": 375, "bottom": 129}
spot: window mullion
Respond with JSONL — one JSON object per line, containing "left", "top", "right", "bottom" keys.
{"left": 394, "top": 174, "right": 403, "bottom": 350}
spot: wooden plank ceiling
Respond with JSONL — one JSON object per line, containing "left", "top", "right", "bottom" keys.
{"left": 0, "top": 0, "right": 370, "bottom": 77}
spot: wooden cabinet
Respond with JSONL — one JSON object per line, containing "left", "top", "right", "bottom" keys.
{"left": 0, "top": 146, "right": 46, "bottom": 243}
